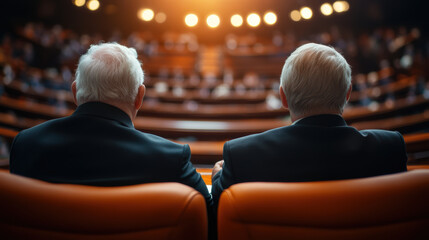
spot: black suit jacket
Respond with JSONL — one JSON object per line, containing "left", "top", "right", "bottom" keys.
{"left": 10, "top": 102, "right": 212, "bottom": 207}
{"left": 212, "top": 114, "right": 408, "bottom": 205}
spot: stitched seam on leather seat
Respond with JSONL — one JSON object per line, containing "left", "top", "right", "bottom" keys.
{"left": 225, "top": 190, "right": 253, "bottom": 239}
{"left": 167, "top": 192, "right": 201, "bottom": 239}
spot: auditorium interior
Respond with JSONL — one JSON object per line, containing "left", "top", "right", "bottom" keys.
{"left": 0, "top": 0, "right": 429, "bottom": 239}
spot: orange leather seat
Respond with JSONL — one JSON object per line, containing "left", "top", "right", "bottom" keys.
{"left": 218, "top": 170, "right": 429, "bottom": 240}
{"left": 0, "top": 170, "right": 207, "bottom": 240}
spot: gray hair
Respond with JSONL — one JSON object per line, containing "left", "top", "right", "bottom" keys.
{"left": 74, "top": 42, "right": 144, "bottom": 105}
{"left": 280, "top": 43, "right": 351, "bottom": 116}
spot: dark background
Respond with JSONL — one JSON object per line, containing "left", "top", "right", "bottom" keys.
{"left": 1, "top": 0, "right": 427, "bottom": 43}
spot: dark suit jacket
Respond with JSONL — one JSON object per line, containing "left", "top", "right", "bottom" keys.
{"left": 212, "top": 114, "right": 408, "bottom": 206}
{"left": 10, "top": 102, "right": 212, "bottom": 207}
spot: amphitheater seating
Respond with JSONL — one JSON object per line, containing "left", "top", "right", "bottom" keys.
{"left": 1, "top": 125, "right": 429, "bottom": 165}
{"left": 1, "top": 29, "right": 428, "bottom": 165}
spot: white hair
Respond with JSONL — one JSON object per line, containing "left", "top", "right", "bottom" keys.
{"left": 280, "top": 43, "right": 351, "bottom": 116}
{"left": 74, "top": 42, "right": 144, "bottom": 105}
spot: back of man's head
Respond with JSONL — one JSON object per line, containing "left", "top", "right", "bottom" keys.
{"left": 280, "top": 43, "right": 351, "bottom": 117}
{"left": 74, "top": 42, "right": 144, "bottom": 105}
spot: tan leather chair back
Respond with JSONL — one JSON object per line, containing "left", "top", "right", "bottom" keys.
{"left": 0, "top": 170, "right": 207, "bottom": 240}
{"left": 218, "top": 170, "right": 429, "bottom": 240}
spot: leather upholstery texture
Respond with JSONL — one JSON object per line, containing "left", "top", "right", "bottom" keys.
{"left": 218, "top": 170, "right": 429, "bottom": 240}
{"left": 0, "top": 169, "right": 207, "bottom": 240}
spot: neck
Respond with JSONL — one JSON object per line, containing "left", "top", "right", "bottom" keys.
{"left": 290, "top": 110, "right": 342, "bottom": 123}
{"left": 102, "top": 100, "right": 136, "bottom": 121}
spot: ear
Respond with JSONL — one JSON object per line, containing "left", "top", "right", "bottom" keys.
{"left": 279, "top": 86, "right": 289, "bottom": 109}
{"left": 71, "top": 81, "right": 78, "bottom": 106}
{"left": 346, "top": 85, "right": 352, "bottom": 102}
{"left": 134, "top": 84, "right": 146, "bottom": 110}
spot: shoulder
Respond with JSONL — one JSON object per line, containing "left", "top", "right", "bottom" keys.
{"left": 227, "top": 125, "right": 290, "bottom": 148}
{"left": 223, "top": 126, "right": 292, "bottom": 161}
{"left": 135, "top": 131, "right": 187, "bottom": 149}
{"left": 359, "top": 129, "right": 404, "bottom": 142}
{"left": 130, "top": 130, "right": 190, "bottom": 159}
{"left": 13, "top": 117, "right": 68, "bottom": 140}
{"left": 357, "top": 129, "right": 406, "bottom": 153}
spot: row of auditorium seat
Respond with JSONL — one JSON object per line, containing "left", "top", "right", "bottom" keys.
{"left": 0, "top": 85, "right": 428, "bottom": 130}
{"left": 1, "top": 125, "right": 428, "bottom": 165}
{"left": 2, "top": 74, "right": 428, "bottom": 122}
{"left": 2, "top": 65, "right": 424, "bottom": 113}
{"left": 1, "top": 88, "right": 428, "bottom": 130}
{"left": 1, "top": 169, "right": 428, "bottom": 239}
{"left": 1, "top": 54, "right": 415, "bottom": 106}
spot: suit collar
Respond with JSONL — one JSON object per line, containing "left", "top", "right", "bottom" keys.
{"left": 73, "top": 102, "right": 134, "bottom": 128}
{"left": 293, "top": 114, "right": 347, "bottom": 127}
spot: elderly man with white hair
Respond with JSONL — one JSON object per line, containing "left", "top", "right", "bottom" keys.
{"left": 10, "top": 42, "right": 212, "bottom": 208}
{"left": 211, "top": 43, "right": 407, "bottom": 206}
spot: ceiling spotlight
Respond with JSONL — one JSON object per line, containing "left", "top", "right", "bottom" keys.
{"left": 264, "top": 12, "right": 277, "bottom": 25}
{"left": 320, "top": 3, "right": 334, "bottom": 16}
{"left": 247, "top": 13, "right": 261, "bottom": 27}
{"left": 290, "top": 10, "right": 301, "bottom": 22}
{"left": 185, "top": 14, "right": 198, "bottom": 27}
{"left": 87, "top": 0, "right": 100, "bottom": 11}
{"left": 333, "top": 1, "right": 350, "bottom": 13}
{"left": 300, "top": 7, "right": 313, "bottom": 20}
{"left": 138, "top": 8, "right": 154, "bottom": 21}
{"left": 231, "top": 14, "right": 243, "bottom": 27}
{"left": 74, "top": 0, "right": 86, "bottom": 7}
{"left": 207, "top": 14, "right": 220, "bottom": 28}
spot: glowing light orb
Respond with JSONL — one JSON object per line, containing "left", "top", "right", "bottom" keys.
{"left": 207, "top": 14, "right": 220, "bottom": 28}
{"left": 333, "top": 1, "right": 350, "bottom": 13}
{"left": 87, "top": 0, "right": 100, "bottom": 11}
{"left": 231, "top": 14, "right": 243, "bottom": 27}
{"left": 74, "top": 0, "right": 86, "bottom": 7}
{"left": 185, "top": 14, "right": 198, "bottom": 27}
{"left": 320, "top": 3, "right": 334, "bottom": 16}
{"left": 300, "top": 7, "right": 313, "bottom": 20}
{"left": 264, "top": 12, "right": 277, "bottom": 25}
{"left": 290, "top": 10, "right": 301, "bottom": 22}
{"left": 138, "top": 8, "right": 154, "bottom": 21}
{"left": 247, "top": 13, "right": 261, "bottom": 27}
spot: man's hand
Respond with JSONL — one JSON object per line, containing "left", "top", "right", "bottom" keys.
{"left": 212, "top": 160, "right": 224, "bottom": 179}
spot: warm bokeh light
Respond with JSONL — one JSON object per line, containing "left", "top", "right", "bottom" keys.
{"left": 247, "top": 13, "right": 261, "bottom": 27}
{"left": 87, "top": 0, "right": 100, "bottom": 11}
{"left": 300, "top": 7, "right": 313, "bottom": 20}
{"left": 231, "top": 14, "right": 243, "bottom": 27}
{"left": 207, "top": 14, "right": 220, "bottom": 28}
{"left": 155, "top": 12, "right": 167, "bottom": 23}
{"left": 290, "top": 10, "right": 301, "bottom": 22}
{"left": 320, "top": 3, "right": 334, "bottom": 16}
{"left": 138, "top": 8, "right": 154, "bottom": 21}
{"left": 333, "top": 1, "right": 350, "bottom": 13}
{"left": 185, "top": 14, "right": 198, "bottom": 27}
{"left": 343, "top": 1, "right": 350, "bottom": 11}
{"left": 263, "top": 12, "right": 277, "bottom": 25}
{"left": 74, "top": 0, "right": 85, "bottom": 7}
